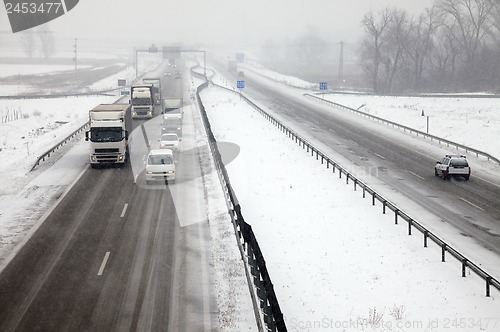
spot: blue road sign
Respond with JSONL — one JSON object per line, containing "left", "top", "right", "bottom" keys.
{"left": 320, "top": 82, "right": 328, "bottom": 90}
{"left": 237, "top": 80, "right": 245, "bottom": 89}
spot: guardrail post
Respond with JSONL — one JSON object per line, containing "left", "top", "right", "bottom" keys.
{"left": 424, "top": 230, "right": 428, "bottom": 247}
{"left": 363, "top": 186, "right": 366, "bottom": 198}
{"left": 408, "top": 219, "right": 412, "bottom": 235}
{"left": 486, "top": 277, "right": 491, "bottom": 297}
{"left": 382, "top": 201, "right": 386, "bottom": 214}
{"left": 346, "top": 174, "right": 349, "bottom": 184}
{"left": 462, "top": 259, "right": 467, "bottom": 277}
{"left": 372, "top": 193, "right": 376, "bottom": 206}
{"left": 442, "top": 244, "right": 447, "bottom": 262}
{"left": 353, "top": 179, "right": 357, "bottom": 191}
{"left": 394, "top": 210, "right": 399, "bottom": 225}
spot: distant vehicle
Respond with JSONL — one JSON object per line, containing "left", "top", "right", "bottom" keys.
{"left": 130, "top": 84, "right": 154, "bottom": 119}
{"left": 164, "top": 72, "right": 171, "bottom": 76}
{"left": 238, "top": 71, "right": 245, "bottom": 78}
{"left": 145, "top": 149, "right": 175, "bottom": 184}
{"left": 435, "top": 154, "right": 470, "bottom": 180}
{"left": 227, "top": 59, "right": 237, "bottom": 72}
{"left": 161, "top": 117, "right": 182, "bottom": 136}
{"left": 142, "top": 77, "right": 161, "bottom": 105}
{"left": 85, "top": 104, "right": 131, "bottom": 168}
{"left": 159, "top": 133, "right": 181, "bottom": 151}
{"left": 162, "top": 98, "right": 183, "bottom": 113}
{"left": 174, "top": 71, "right": 182, "bottom": 79}
{"left": 163, "top": 108, "right": 183, "bottom": 120}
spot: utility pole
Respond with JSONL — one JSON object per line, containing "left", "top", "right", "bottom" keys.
{"left": 73, "top": 38, "right": 78, "bottom": 86}
{"left": 338, "top": 41, "right": 344, "bottom": 83}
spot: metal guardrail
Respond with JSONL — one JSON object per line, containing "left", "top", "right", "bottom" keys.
{"left": 304, "top": 93, "right": 500, "bottom": 165}
{"left": 191, "top": 67, "right": 287, "bottom": 332}
{"left": 0, "top": 90, "right": 117, "bottom": 100}
{"left": 211, "top": 83, "right": 500, "bottom": 298}
{"left": 30, "top": 121, "right": 89, "bottom": 172}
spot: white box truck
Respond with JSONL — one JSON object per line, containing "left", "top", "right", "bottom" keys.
{"left": 143, "top": 77, "right": 161, "bottom": 105}
{"left": 162, "top": 97, "right": 183, "bottom": 112}
{"left": 85, "top": 104, "right": 131, "bottom": 168}
{"left": 130, "top": 84, "right": 154, "bottom": 119}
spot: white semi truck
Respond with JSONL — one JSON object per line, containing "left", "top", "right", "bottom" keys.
{"left": 130, "top": 84, "right": 154, "bottom": 119}
{"left": 85, "top": 104, "right": 131, "bottom": 168}
{"left": 143, "top": 77, "right": 161, "bottom": 105}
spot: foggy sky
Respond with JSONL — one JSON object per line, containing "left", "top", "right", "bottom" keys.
{"left": 1, "top": 0, "right": 434, "bottom": 50}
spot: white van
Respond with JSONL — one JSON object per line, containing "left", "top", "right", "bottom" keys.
{"left": 145, "top": 149, "right": 176, "bottom": 184}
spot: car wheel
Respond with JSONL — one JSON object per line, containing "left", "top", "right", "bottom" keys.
{"left": 434, "top": 169, "right": 439, "bottom": 176}
{"left": 441, "top": 173, "right": 448, "bottom": 180}
{"left": 465, "top": 175, "right": 470, "bottom": 181}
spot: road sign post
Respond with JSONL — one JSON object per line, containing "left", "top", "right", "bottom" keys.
{"left": 319, "top": 82, "right": 328, "bottom": 99}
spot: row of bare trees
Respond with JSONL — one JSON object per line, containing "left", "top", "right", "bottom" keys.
{"left": 360, "top": 0, "right": 500, "bottom": 94}
{"left": 19, "top": 28, "right": 55, "bottom": 59}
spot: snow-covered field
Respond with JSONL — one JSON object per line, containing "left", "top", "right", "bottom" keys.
{"left": 0, "top": 64, "right": 92, "bottom": 77}
{"left": 1, "top": 59, "right": 500, "bottom": 331}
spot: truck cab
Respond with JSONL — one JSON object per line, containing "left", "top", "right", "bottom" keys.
{"left": 130, "top": 84, "right": 154, "bottom": 119}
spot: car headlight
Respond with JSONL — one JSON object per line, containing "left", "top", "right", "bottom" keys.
{"left": 146, "top": 171, "right": 153, "bottom": 174}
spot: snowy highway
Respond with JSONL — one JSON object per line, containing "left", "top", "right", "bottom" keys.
{"left": 0, "top": 63, "right": 220, "bottom": 331}
{"left": 217, "top": 62, "right": 500, "bottom": 258}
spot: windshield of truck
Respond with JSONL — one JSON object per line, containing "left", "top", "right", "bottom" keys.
{"left": 132, "top": 97, "right": 152, "bottom": 105}
{"left": 89, "top": 127, "right": 123, "bottom": 142}
{"left": 148, "top": 154, "right": 173, "bottom": 165}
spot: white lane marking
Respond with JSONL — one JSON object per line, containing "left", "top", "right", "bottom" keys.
{"left": 120, "top": 203, "right": 128, "bottom": 218}
{"left": 474, "top": 175, "right": 500, "bottom": 190}
{"left": 374, "top": 153, "right": 386, "bottom": 160}
{"left": 460, "top": 198, "right": 485, "bottom": 211}
{"left": 409, "top": 171, "right": 425, "bottom": 180}
{"left": 97, "top": 251, "right": 111, "bottom": 276}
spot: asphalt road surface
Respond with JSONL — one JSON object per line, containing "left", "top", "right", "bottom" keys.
{"left": 0, "top": 61, "right": 219, "bottom": 331}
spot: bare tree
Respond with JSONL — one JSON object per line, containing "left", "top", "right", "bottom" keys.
{"left": 37, "top": 27, "right": 55, "bottom": 59}
{"left": 19, "top": 31, "right": 36, "bottom": 58}
{"left": 436, "top": 0, "right": 494, "bottom": 66}
{"left": 360, "top": 8, "right": 394, "bottom": 93}
{"left": 405, "top": 7, "right": 441, "bottom": 91}
{"left": 428, "top": 23, "right": 462, "bottom": 90}
{"left": 380, "top": 9, "right": 413, "bottom": 93}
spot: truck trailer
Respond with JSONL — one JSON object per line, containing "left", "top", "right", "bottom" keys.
{"left": 142, "top": 77, "right": 161, "bottom": 105}
{"left": 162, "top": 97, "right": 183, "bottom": 113}
{"left": 130, "top": 84, "right": 154, "bottom": 119}
{"left": 85, "top": 104, "right": 131, "bottom": 167}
